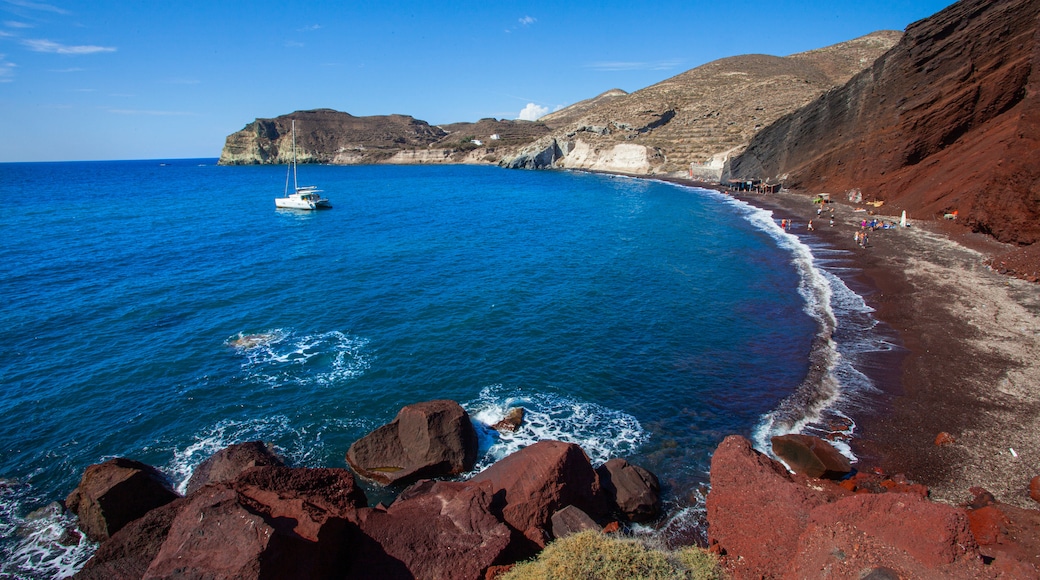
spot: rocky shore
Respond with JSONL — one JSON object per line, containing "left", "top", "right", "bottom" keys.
{"left": 56, "top": 181, "right": 1040, "bottom": 580}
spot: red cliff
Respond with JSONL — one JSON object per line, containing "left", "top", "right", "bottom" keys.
{"left": 725, "top": 0, "right": 1040, "bottom": 245}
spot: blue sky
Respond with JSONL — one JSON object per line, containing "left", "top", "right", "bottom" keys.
{"left": 1, "top": 0, "right": 957, "bottom": 162}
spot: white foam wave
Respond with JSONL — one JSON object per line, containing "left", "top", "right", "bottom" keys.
{"left": 700, "top": 191, "right": 884, "bottom": 462}
{"left": 228, "top": 328, "right": 371, "bottom": 389}
{"left": 164, "top": 414, "right": 352, "bottom": 494}
{"left": 465, "top": 384, "right": 648, "bottom": 473}
{"left": 0, "top": 483, "right": 95, "bottom": 579}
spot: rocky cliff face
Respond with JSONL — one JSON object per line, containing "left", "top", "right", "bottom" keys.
{"left": 725, "top": 0, "right": 1040, "bottom": 245}
{"left": 500, "top": 31, "right": 902, "bottom": 177}
{"left": 218, "top": 33, "right": 898, "bottom": 177}
{"left": 218, "top": 110, "right": 551, "bottom": 167}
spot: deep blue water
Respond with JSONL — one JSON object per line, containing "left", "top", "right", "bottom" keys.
{"left": 0, "top": 160, "right": 878, "bottom": 576}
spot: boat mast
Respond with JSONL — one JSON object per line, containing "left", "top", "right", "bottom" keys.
{"left": 291, "top": 120, "right": 299, "bottom": 192}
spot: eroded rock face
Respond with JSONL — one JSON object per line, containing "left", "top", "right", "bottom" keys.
{"left": 771, "top": 433, "right": 852, "bottom": 479}
{"left": 469, "top": 440, "right": 609, "bottom": 549}
{"left": 65, "top": 458, "right": 180, "bottom": 542}
{"left": 707, "top": 435, "right": 990, "bottom": 579}
{"left": 726, "top": 0, "right": 1040, "bottom": 245}
{"left": 351, "top": 479, "right": 513, "bottom": 580}
{"left": 346, "top": 399, "right": 479, "bottom": 486}
{"left": 185, "top": 440, "right": 284, "bottom": 494}
{"left": 595, "top": 458, "right": 661, "bottom": 522}
{"left": 707, "top": 435, "right": 848, "bottom": 577}
{"left": 73, "top": 498, "right": 187, "bottom": 580}
{"left": 143, "top": 467, "right": 366, "bottom": 580}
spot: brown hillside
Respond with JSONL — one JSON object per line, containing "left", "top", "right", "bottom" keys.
{"left": 726, "top": 0, "right": 1040, "bottom": 245}
{"left": 218, "top": 109, "right": 447, "bottom": 165}
{"left": 503, "top": 31, "right": 901, "bottom": 174}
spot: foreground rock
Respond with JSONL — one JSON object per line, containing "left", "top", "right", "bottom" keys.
{"left": 65, "top": 458, "right": 179, "bottom": 542}
{"left": 346, "top": 399, "right": 478, "bottom": 486}
{"left": 350, "top": 479, "right": 512, "bottom": 579}
{"left": 185, "top": 440, "right": 284, "bottom": 494}
{"left": 708, "top": 435, "right": 992, "bottom": 578}
{"left": 147, "top": 466, "right": 366, "bottom": 579}
{"left": 595, "top": 458, "right": 661, "bottom": 522}
{"left": 470, "top": 440, "right": 610, "bottom": 550}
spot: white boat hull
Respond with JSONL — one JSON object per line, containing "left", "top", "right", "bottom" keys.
{"left": 275, "top": 191, "right": 332, "bottom": 210}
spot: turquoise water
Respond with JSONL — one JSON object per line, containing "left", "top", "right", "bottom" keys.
{"left": 0, "top": 161, "right": 879, "bottom": 576}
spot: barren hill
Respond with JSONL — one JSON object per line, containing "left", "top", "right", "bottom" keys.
{"left": 725, "top": 0, "right": 1040, "bottom": 245}
{"left": 500, "top": 31, "right": 902, "bottom": 177}
{"left": 218, "top": 108, "right": 450, "bottom": 165}
{"left": 218, "top": 32, "right": 899, "bottom": 174}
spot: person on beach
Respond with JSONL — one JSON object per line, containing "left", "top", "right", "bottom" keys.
{"left": 808, "top": 220, "right": 814, "bottom": 231}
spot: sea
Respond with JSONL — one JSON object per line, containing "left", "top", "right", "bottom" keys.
{"left": 0, "top": 160, "right": 889, "bottom": 577}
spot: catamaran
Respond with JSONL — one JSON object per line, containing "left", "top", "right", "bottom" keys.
{"left": 275, "top": 120, "right": 332, "bottom": 210}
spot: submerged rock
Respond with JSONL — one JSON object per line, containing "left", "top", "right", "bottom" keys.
{"left": 771, "top": 433, "right": 851, "bottom": 479}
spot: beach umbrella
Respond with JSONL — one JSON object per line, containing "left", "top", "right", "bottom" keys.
{"left": 900, "top": 210, "right": 907, "bottom": 228}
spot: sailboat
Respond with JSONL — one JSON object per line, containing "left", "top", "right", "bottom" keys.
{"left": 275, "top": 120, "right": 332, "bottom": 210}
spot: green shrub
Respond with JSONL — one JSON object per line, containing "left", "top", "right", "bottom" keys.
{"left": 500, "top": 531, "right": 725, "bottom": 580}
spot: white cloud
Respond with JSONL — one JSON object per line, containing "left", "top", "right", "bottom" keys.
{"left": 4, "top": 0, "right": 69, "bottom": 15}
{"left": 518, "top": 16, "right": 536, "bottom": 26}
{"left": 518, "top": 102, "right": 548, "bottom": 121}
{"left": 5, "top": 20, "right": 34, "bottom": 28}
{"left": 297, "top": 24, "right": 322, "bottom": 31}
{"left": 23, "top": 38, "right": 116, "bottom": 54}
{"left": 0, "top": 58, "right": 15, "bottom": 82}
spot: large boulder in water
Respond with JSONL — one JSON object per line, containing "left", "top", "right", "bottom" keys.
{"left": 771, "top": 433, "right": 851, "bottom": 479}
{"left": 596, "top": 458, "right": 661, "bottom": 522}
{"left": 350, "top": 479, "right": 513, "bottom": 579}
{"left": 143, "top": 466, "right": 367, "bottom": 580}
{"left": 65, "top": 458, "right": 180, "bottom": 542}
{"left": 185, "top": 440, "right": 284, "bottom": 494}
{"left": 469, "top": 440, "right": 609, "bottom": 549}
{"left": 346, "top": 399, "right": 478, "bottom": 486}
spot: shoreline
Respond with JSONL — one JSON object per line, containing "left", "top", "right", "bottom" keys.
{"left": 708, "top": 183, "right": 1040, "bottom": 509}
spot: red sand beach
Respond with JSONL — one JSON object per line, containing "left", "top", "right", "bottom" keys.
{"left": 726, "top": 187, "right": 1040, "bottom": 509}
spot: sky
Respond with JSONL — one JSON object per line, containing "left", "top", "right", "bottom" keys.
{"left": 0, "top": 0, "right": 958, "bottom": 162}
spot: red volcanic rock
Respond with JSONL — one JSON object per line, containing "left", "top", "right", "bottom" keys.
{"left": 185, "top": 441, "right": 284, "bottom": 494}
{"left": 595, "top": 457, "right": 661, "bottom": 522}
{"left": 1030, "top": 476, "right": 1040, "bottom": 503}
{"left": 789, "top": 493, "right": 986, "bottom": 578}
{"left": 727, "top": 0, "right": 1040, "bottom": 245}
{"left": 706, "top": 436, "right": 850, "bottom": 577}
{"left": 346, "top": 399, "right": 478, "bottom": 486}
{"left": 770, "top": 433, "right": 851, "bottom": 479}
{"left": 232, "top": 465, "right": 367, "bottom": 516}
{"left": 935, "top": 431, "right": 957, "bottom": 446}
{"left": 351, "top": 479, "right": 512, "bottom": 580}
{"left": 470, "top": 440, "right": 609, "bottom": 548}
{"left": 143, "top": 467, "right": 366, "bottom": 580}
{"left": 65, "top": 458, "right": 180, "bottom": 542}
{"left": 73, "top": 498, "right": 187, "bottom": 580}
{"left": 963, "top": 490, "right": 1040, "bottom": 577}
{"left": 550, "top": 505, "right": 600, "bottom": 539}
